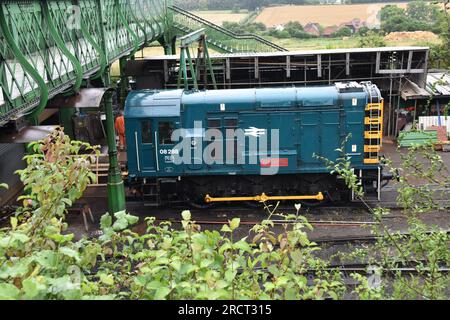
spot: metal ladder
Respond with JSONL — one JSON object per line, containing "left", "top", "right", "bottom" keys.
{"left": 364, "top": 85, "right": 384, "bottom": 165}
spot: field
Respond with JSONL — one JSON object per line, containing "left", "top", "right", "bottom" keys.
{"left": 267, "top": 36, "right": 440, "bottom": 51}
{"left": 254, "top": 3, "right": 409, "bottom": 27}
{"left": 193, "top": 10, "right": 249, "bottom": 25}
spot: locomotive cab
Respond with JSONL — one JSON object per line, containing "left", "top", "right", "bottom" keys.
{"left": 124, "top": 90, "right": 183, "bottom": 177}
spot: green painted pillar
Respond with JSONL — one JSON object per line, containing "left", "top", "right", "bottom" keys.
{"left": 103, "top": 71, "right": 126, "bottom": 213}
{"left": 59, "top": 108, "right": 76, "bottom": 140}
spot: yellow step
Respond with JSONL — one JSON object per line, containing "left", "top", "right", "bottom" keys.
{"left": 364, "top": 145, "right": 381, "bottom": 152}
{"left": 364, "top": 158, "right": 379, "bottom": 164}
{"left": 365, "top": 131, "right": 382, "bottom": 139}
{"left": 365, "top": 117, "right": 382, "bottom": 125}
{"left": 365, "top": 103, "right": 383, "bottom": 111}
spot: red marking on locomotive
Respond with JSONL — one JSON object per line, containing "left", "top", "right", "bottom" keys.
{"left": 260, "top": 158, "right": 289, "bottom": 167}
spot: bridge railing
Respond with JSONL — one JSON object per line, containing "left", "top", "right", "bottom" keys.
{"left": 0, "top": 0, "right": 167, "bottom": 126}
{"left": 169, "top": 5, "right": 287, "bottom": 54}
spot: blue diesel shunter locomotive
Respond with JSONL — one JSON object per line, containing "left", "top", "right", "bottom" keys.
{"left": 124, "top": 82, "right": 388, "bottom": 207}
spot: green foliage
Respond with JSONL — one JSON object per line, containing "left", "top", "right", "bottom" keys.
{"left": 0, "top": 129, "right": 448, "bottom": 300}
{"left": 231, "top": 5, "right": 241, "bottom": 13}
{"left": 266, "top": 29, "right": 291, "bottom": 39}
{"left": 284, "top": 21, "right": 316, "bottom": 39}
{"left": 317, "top": 139, "right": 449, "bottom": 300}
{"left": 429, "top": 12, "right": 450, "bottom": 69}
{"left": 0, "top": 129, "right": 103, "bottom": 300}
{"left": 314, "top": 135, "right": 364, "bottom": 198}
{"left": 222, "top": 21, "right": 266, "bottom": 35}
{"left": 332, "top": 26, "right": 353, "bottom": 38}
{"left": 13, "top": 128, "right": 99, "bottom": 234}
{"left": 0, "top": 129, "right": 346, "bottom": 300}
{"left": 380, "top": 1, "right": 446, "bottom": 34}
{"left": 356, "top": 26, "right": 370, "bottom": 37}
{"left": 358, "top": 31, "right": 386, "bottom": 48}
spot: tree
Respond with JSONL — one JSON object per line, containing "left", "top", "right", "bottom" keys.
{"left": 407, "top": 0, "right": 440, "bottom": 23}
{"left": 379, "top": 4, "right": 405, "bottom": 22}
{"left": 381, "top": 14, "right": 417, "bottom": 33}
{"left": 380, "top": 1, "right": 445, "bottom": 34}
{"left": 332, "top": 26, "right": 352, "bottom": 37}
{"left": 358, "top": 31, "right": 386, "bottom": 48}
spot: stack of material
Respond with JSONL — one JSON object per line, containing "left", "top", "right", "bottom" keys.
{"left": 427, "top": 126, "right": 449, "bottom": 151}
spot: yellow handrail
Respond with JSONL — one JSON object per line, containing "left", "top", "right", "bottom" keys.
{"left": 204, "top": 192, "right": 324, "bottom": 203}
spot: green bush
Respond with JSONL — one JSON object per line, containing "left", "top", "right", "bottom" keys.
{"left": 358, "top": 31, "right": 386, "bottom": 48}
{"left": 332, "top": 26, "right": 352, "bottom": 38}
{"left": 0, "top": 130, "right": 448, "bottom": 300}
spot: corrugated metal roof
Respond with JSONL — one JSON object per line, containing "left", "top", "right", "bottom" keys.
{"left": 401, "top": 79, "right": 431, "bottom": 100}
{"left": 426, "top": 72, "right": 450, "bottom": 97}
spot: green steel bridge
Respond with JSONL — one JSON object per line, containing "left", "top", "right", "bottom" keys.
{"left": 0, "top": 0, "right": 285, "bottom": 213}
{"left": 0, "top": 0, "right": 285, "bottom": 127}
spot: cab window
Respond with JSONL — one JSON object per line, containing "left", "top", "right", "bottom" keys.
{"left": 141, "top": 120, "right": 152, "bottom": 144}
{"left": 158, "top": 121, "right": 174, "bottom": 145}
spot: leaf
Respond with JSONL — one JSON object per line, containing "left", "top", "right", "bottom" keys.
{"left": 181, "top": 210, "right": 191, "bottom": 221}
{"left": 112, "top": 211, "right": 139, "bottom": 230}
{"left": 0, "top": 183, "right": 8, "bottom": 190}
{"left": 48, "top": 276, "right": 78, "bottom": 294}
{"left": 290, "top": 249, "right": 303, "bottom": 265}
{"left": 112, "top": 217, "right": 128, "bottom": 231}
{"left": 100, "top": 213, "right": 112, "bottom": 229}
{"left": 35, "top": 250, "right": 58, "bottom": 270}
{"left": 11, "top": 232, "right": 30, "bottom": 244}
{"left": 154, "top": 287, "right": 170, "bottom": 300}
{"left": 22, "top": 278, "right": 46, "bottom": 299}
{"left": 59, "top": 247, "right": 80, "bottom": 262}
{"left": 10, "top": 217, "right": 18, "bottom": 231}
{"left": 200, "top": 259, "right": 213, "bottom": 269}
{"left": 233, "top": 239, "right": 252, "bottom": 253}
{"left": 263, "top": 282, "right": 275, "bottom": 291}
{"left": 224, "top": 269, "right": 237, "bottom": 282}
{"left": 295, "top": 275, "right": 307, "bottom": 289}
{"left": 0, "top": 283, "right": 20, "bottom": 300}
{"left": 0, "top": 257, "right": 33, "bottom": 279}
{"left": 48, "top": 233, "right": 74, "bottom": 244}
{"left": 99, "top": 273, "right": 115, "bottom": 286}
{"left": 229, "top": 218, "right": 240, "bottom": 231}
{"left": 268, "top": 264, "right": 279, "bottom": 277}
{"left": 219, "top": 242, "right": 232, "bottom": 254}
{"left": 220, "top": 224, "right": 232, "bottom": 233}
{"left": 62, "top": 198, "right": 72, "bottom": 207}
{"left": 285, "top": 286, "right": 297, "bottom": 300}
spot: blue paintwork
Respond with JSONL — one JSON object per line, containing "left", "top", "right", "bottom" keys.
{"left": 125, "top": 84, "right": 377, "bottom": 179}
